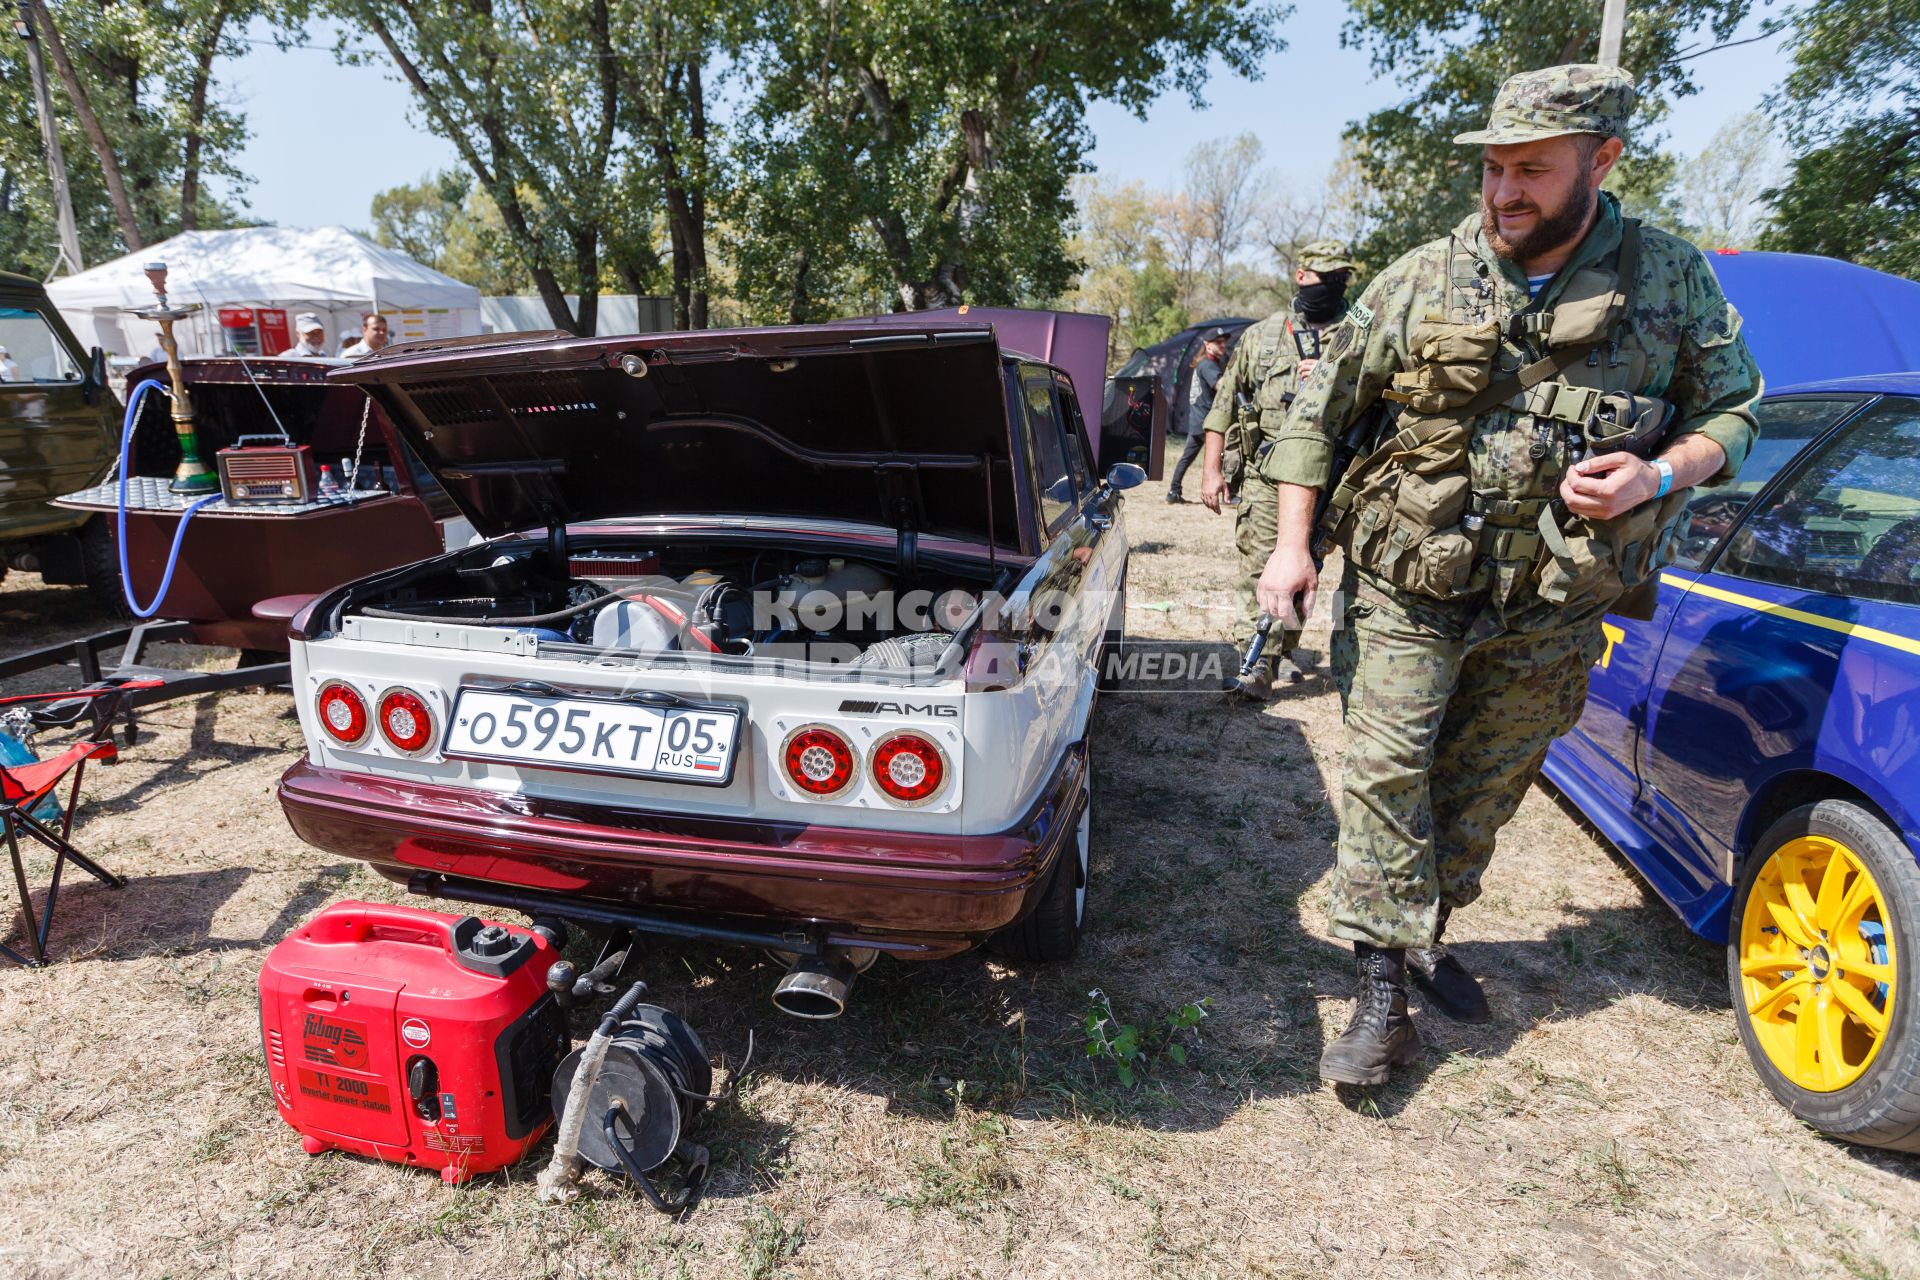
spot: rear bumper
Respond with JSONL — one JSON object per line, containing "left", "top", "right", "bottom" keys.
{"left": 277, "top": 746, "right": 1085, "bottom": 958}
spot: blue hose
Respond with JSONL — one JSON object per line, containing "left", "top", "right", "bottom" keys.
{"left": 118, "top": 377, "right": 221, "bottom": 619}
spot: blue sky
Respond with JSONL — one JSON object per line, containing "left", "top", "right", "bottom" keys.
{"left": 226, "top": 6, "right": 1792, "bottom": 232}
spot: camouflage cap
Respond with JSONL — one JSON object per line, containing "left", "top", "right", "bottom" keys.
{"left": 1297, "top": 239, "right": 1357, "bottom": 273}
{"left": 1454, "top": 64, "right": 1636, "bottom": 146}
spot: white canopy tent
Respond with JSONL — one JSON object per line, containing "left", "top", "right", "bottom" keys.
{"left": 47, "top": 226, "right": 483, "bottom": 360}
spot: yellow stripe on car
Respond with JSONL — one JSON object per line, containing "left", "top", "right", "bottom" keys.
{"left": 1659, "top": 574, "right": 1920, "bottom": 658}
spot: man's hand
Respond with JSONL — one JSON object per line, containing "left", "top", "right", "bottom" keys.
{"left": 1256, "top": 545, "right": 1318, "bottom": 628}
{"left": 1297, "top": 356, "right": 1318, "bottom": 381}
{"left": 1201, "top": 465, "right": 1229, "bottom": 513}
{"left": 1560, "top": 453, "right": 1659, "bottom": 520}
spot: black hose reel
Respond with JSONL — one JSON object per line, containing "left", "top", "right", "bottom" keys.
{"left": 543, "top": 951, "right": 752, "bottom": 1215}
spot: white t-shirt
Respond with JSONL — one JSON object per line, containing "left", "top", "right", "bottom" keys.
{"left": 0, "top": 357, "right": 18, "bottom": 381}
{"left": 340, "top": 340, "right": 381, "bottom": 359}
{"left": 278, "top": 339, "right": 328, "bottom": 358}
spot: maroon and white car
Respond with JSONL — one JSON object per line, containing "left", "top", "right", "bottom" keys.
{"left": 275, "top": 321, "right": 1141, "bottom": 1016}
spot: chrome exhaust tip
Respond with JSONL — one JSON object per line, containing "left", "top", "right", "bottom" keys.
{"left": 769, "top": 947, "right": 877, "bottom": 1020}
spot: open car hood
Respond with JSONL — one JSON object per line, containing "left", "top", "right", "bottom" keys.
{"left": 327, "top": 324, "right": 1022, "bottom": 549}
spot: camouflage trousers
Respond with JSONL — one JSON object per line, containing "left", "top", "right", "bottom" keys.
{"left": 1234, "top": 473, "right": 1302, "bottom": 655}
{"left": 1326, "top": 571, "right": 1606, "bottom": 948}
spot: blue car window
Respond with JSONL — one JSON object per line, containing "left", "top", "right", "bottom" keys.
{"left": 1719, "top": 397, "right": 1920, "bottom": 605}
{"left": 1671, "top": 397, "right": 1867, "bottom": 570}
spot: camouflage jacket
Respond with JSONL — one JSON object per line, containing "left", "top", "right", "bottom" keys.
{"left": 1257, "top": 194, "right": 1761, "bottom": 500}
{"left": 1201, "top": 298, "right": 1348, "bottom": 445}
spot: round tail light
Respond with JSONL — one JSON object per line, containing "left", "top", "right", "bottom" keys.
{"left": 871, "top": 731, "right": 948, "bottom": 806}
{"left": 315, "top": 682, "right": 370, "bottom": 746}
{"left": 377, "top": 687, "right": 436, "bottom": 754}
{"left": 782, "top": 725, "right": 856, "bottom": 797}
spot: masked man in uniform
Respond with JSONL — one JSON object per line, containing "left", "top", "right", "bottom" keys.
{"left": 1254, "top": 65, "right": 1762, "bottom": 1086}
{"left": 1200, "top": 240, "right": 1359, "bottom": 697}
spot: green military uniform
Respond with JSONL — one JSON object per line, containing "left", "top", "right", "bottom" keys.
{"left": 1203, "top": 240, "right": 1358, "bottom": 663}
{"left": 1258, "top": 68, "right": 1762, "bottom": 952}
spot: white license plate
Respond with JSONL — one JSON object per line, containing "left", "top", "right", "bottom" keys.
{"left": 443, "top": 689, "right": 741, "bottom": 785}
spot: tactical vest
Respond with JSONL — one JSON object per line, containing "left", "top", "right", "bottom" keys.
{"left": 1321, "top": 220, "right": 1692, "bottom": 611}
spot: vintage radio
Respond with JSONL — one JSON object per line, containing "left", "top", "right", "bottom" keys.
{"left": 217, "top": 435, "right": 319, "bottom": 503}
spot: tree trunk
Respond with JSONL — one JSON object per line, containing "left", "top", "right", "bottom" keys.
{"left": 573, "top": 230, "right": 600, "bottom": 337}
{"left": 685, "top": 58, "right": 708, "bottom": 329}
{"left": 181, "top": 3, "right": 232, "bottom": 232}
{"left": 31, "top": 3, "right": 143, "bottom": 250}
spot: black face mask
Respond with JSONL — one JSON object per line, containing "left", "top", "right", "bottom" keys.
{"left": 1296, "top": 275, "right": 1348, "bottom": 322}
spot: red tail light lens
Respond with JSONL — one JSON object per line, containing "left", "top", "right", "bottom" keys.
{"left": 315, "top": 682, "right": 369, "bottom": 746}
{"left": 871, "top": 731, "right": 948, "bottom": 806}
{"left": 377, "top": 687, "right": 436, "bottom": 754}
{"left": 782, "top": 725, "right": 856, "bottom": 797}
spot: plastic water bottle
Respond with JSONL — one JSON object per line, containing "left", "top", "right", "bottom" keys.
{"left": 318, "top": 464, "right": 341, "bottom": 498}
{"left": 0, "top": 729, "right": 63, "bottom": 824}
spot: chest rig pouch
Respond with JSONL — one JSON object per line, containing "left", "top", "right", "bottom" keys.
{"left": 1327, "top": 221, "right": 1674, "bottom": 606}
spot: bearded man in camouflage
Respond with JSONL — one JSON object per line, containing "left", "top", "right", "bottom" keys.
{"left": 1254, "top": 65, "right": 1762, "bottom": 1086}
{"left": 1199, "top": 240, "right": 1359, "bottom": 697}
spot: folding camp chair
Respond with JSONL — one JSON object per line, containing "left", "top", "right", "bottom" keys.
{"left": 1, "top": 680, "right": 162, "bottom": 968}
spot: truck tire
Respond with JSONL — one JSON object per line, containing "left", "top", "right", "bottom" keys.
{"left": 990, "top": 755, "right": 1092, "bottom": 964}
{"left": 77, "top": 516, "right": 131, "bottom": 619}
{"left": 1729, "top": 799, "right": 1920, "bottom": 1151}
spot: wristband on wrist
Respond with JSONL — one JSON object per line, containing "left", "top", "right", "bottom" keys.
{"left": 1652, "top": 458, "right": 1674, "bottom": 499}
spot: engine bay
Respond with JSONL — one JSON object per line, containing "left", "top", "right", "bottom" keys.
{"left": 342, "top": 536, "right": 1007, "bottom": 672}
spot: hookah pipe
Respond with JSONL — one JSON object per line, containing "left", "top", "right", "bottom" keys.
{"left": 126, "top": 262, "right": 216, "bottom": 495}
{"left": 115, "top": 261, "right": 222, "bottom": 617}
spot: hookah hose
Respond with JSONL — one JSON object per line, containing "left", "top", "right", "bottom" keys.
{"left": 118, "top": 378, "right": 220, "bottom": 619}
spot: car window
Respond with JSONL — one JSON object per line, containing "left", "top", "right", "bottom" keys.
{"left": 1022, "top": 377, "right": 1075, "bottom": 533}
{"left": 0, "top": 306, "right": 83, "bottom": 383}
{"left": 1671, "top": 395, "right": 1867, "bottom": 570}
{"left": 1053, "top": 373, "right": 1096, "bottom": 492}
{"left": 1719, "top": 397, "right": 1920, "bottom": 605}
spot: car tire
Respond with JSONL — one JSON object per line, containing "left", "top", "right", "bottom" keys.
{"left": 989, "top": 755, "right": 1092, "bottom": 964}
{"left": 1095, "top": 576, "right": 1126, "bottom": 693}
{"left": 1728, "top": 799, "right": 1920, "bottom": 1150}
{"left": 77, "top": 516, "right": 131, "bottom": 620}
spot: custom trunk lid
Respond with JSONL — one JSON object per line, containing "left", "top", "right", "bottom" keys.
{"left": 327, "top": 324, "right": 1024, "bottom": 550}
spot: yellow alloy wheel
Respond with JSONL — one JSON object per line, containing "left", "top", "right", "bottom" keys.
{"left": 1738, "top": 834, "right": 1897, "bottom": 1092}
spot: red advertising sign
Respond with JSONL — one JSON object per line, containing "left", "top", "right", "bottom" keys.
{"left": 258, "top": 307, "right": 291, "bottom": 355}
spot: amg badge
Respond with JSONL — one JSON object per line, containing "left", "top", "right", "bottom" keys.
{"left": 838, "top": 700, "right": 959, "bottom": 718}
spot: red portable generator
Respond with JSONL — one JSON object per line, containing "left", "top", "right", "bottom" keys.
{"left": 258, "top": 901, "right": 569, "bottom": 1183}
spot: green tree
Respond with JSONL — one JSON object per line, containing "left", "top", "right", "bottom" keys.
{"left": 367, "top": 169, "right": 547, "bottom": 294}
{"left": 609, "top": 0, "right": 735, "bottom": 328}
{"left": 725, "top": 0, "right": 1288, "bottom": 323}
{"left": 1062, "top": 177, "right": 1189, "bottom": 367}
{"left": 330, "top": 0, "right": 641, "bottom": 334}
{"left": 1, "top": 0, "right": 260, "bottom": 271}
{"left": 1338, "top": 0, "right": 1751, "bottom": 268}
{"left": 1683, "top": 111, "right": 1779, "bottom": 247}
{"left": 1759, "top": 0, "right": 1920, "bottom": 278}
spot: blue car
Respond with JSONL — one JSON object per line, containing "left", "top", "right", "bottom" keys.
{"left": 1544, "top": 375, "right": 1920, "bottom": 1149}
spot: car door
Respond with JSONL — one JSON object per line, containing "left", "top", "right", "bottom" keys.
{"left": 0, "top": 302, "right": 112, "bottom": 540}
{"left": 1637, "top": 395, "right": 1920, "bottom": 930}
{"left": 1557, "top": 396, "right": 1873, "bottom": 806}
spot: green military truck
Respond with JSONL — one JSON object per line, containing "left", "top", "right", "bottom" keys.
{"left": 0, "top": 270, "right": 122, "bottom": 609}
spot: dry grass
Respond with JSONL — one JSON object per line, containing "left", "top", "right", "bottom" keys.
{"left": 3, "top": 458, "right": 1919, "bottom": 1279}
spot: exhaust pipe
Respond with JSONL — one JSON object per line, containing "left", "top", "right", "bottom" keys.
{"left": 770, "top": 947, "right": 877, "bottom": 1019}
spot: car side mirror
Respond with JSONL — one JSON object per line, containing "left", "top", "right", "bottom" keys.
{"left": 82, "top": 346, "right": 107, "bottom": 405}
{"left": 1104, "top": 462, "right": 1147, "bottom": 491}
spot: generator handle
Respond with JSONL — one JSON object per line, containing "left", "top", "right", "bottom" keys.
{"left": 302, "top": 900, "right": 456, "bottom": 952}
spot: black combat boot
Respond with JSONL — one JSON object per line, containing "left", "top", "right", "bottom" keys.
{"left": 1406, "top": 908, "right": 1491, "bottom": 1024}
{"left": 1319, "top": 943, "right": 1423, "bottom": 1087}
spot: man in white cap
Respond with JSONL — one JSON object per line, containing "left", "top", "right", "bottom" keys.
{"left": 0, "top": 346, "right": 18, "bottom": 381}
{"left": 279, "top": 314, "right": 330, "bottom": 358}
